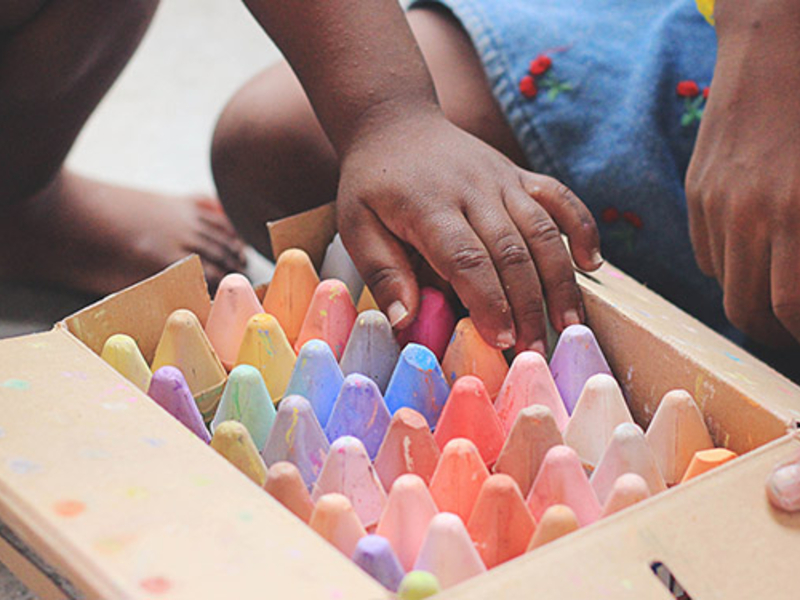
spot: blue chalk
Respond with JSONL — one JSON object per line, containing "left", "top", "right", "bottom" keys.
{"left": 384, "top": 344, "right": 450, "bottom": 427}
{"left": 284, "top": 339, "right": 344, "bottom": 427}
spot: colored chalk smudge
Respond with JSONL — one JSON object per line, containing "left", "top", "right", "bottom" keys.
{"left": 2, "top": 379, "right": 30, "bottom": 391}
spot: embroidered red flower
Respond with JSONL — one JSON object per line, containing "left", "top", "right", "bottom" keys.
{"left": 529, "top": 55, "right": 553, "bottom": 76}
{"left": 622, "top": 210, "right": 644, "bottom": 229}
{"left": 702, "top": 87, "right": 710, "bottom": 99}
{"left": 519, "top": 75, "right": 538, "bottom": 98}
{"left": 601, "top": 207, "right": 620, "bottom": 223}
{"left": 676, "top": 80, "right": 700, "bottom": 98}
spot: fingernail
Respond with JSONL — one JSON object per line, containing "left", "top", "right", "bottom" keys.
{"left": 496, "top": 330, "right": 516, "bottom": 350}
{"left": 591, "top": 249, "right": 604, "bottom": 268}
{"left": 563, "top": 309, "right": 581, "bottom": 328}
{"left": 387, "top": 301, "right": 409, "bottom": 328}
{"left": 767, "top": 463, "right": 800, "bottom": 512}
{"left": 528, "top": 340, "right": 547, "bottom": 355}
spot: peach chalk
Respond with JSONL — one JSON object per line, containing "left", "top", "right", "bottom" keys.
{"left": 151, "top": 308, "right": 227, "bottom": 421}
{"left": 204, "top": 273, "right": 262, "bottom": 370}
{"left": 601, "top": 473, "right": 651, "bottom": 517}
{"left": 356, "top": 286, "right": 379, "bottom": 313}
{"left": 294, "top": 279, "right": 357, "bottom": 360}
{"left": 339, "top": 310, "right": 400, "bottom": 393}
{"left": 376, "top": 474, "right": 439, "bottom": 572}
{"left": 414, "top": 513, "right": 486, "bottom": 589}
{"left": 441, "top": 317, "right": 509, "bottom": 400}
{"left": 212, "top": 364, "right": 275, "bottom": 450}
{"left": 261, "top": 395, "right": 330, "bottom": 489}
{"left": 563, "top": 373, "right": 633, "bottom": 472}
{"left": 429, "top": 438, "right": 490, "bottom": 524}
{"left": 284, "top": 339, "right": 344, "bottom": 428}
{"left": 645, "top": 389, "right": 714, "bottom": 485}
{"left": 101, "top": 333, "right": 152, "bottom": 392}
{"left": 680, "top": 448, "right": 738, "bottom": 483}
{"left": 396, "top": 287, "right": 457, "bottom": 361}
{"left": 494, "top": 351, "right": 569, "bottom": 433}
{"left": 264, "top": 461, "right": 314, "bottom": 523}
{"left": 467, "top": 474, "right": 536, "bottom": 569}
{"left": 433, "top": 376, "right": 505, "bottom": 465}
{"left": 148, "top": 366, "right": 210, "bottom": 442}
{"left": 493, "top": 405, "right": 564, "bottom": 497}
{"left": 309, "top": 493, "right": 367, "bottom": 557}
{"left": 526, "top": 505, "right": 579, "bottom": 551}
{"left": 320, "top": 233, "right": 364, "bottom": 301}
{"left": 210, "top": 421, "right": 267, "bottom": 486}
{"left": 262, "top": 248, "right": 319, "bottom": 346}
{"left": 311, "top": 436, "right": 387, "bottom": 529}
{"left": 234, "top": 313, "right": 296, "bottom": 402}
{"left": 590, "top": 423, "right": 667, "bottom": 504}
{"left": 374, "top": 408, "right": 440, "bottom": 490}
{"left": 548, "top": 324, "right": 612, "bottom": 414}
{"left": 527, "top": 445, "right": 602, "bottom": 527}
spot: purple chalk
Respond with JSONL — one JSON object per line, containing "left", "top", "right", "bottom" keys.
{"left": 339, "top": 310, "right": 400, "bottom": 393}
{"left": 352, "top": 535, "right": 406, "bottom": 592}
{"left": 548, "top": 324, "right": 613, "bottom": 414}
{"left": 325, "top": 374, "right": 391, "bottom": 459}
{"left": 148, "top": 367, "right": 211, "bottom": 442}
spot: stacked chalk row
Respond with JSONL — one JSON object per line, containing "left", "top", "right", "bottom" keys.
{"left": 99, "top": 240, "right": 738, "bottom": 597}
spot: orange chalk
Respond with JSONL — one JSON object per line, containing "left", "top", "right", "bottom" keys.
{"left": 151, "top": 309, "right": 227, "bottom": 421}
{"left": 493, "top": 405, "right": 564, "bottom": 498}
{"left": 563, "top": 373, "right": 633, "bottom": 473}
{"left": 467, "top": 474, "right": 535, "bottom": 569}
{"left": 494, "top": 351, "right": 569, "bottom": 433}
{"left": 376, "top": 474, "right": 439, "bottom": 572}
{"left": 205, "top": 273, "right": 263, "bottom": 370}
{"left": 433, "top": 376, "right": 505, "bottom": 465}
{"left": 262, "top": 248, "right": 320, "bottom": 346}
{"left": 357, "top": 286, "right": 380, "bottom": 313}
{"left": 294, "top": 279, "right": 358, "bottom": 360}
{"left": 264, "top": 461, "right": 315, "bottom": 523}
{"left": 374, "top": 408, "right": 440, "bottom": 490}
{"left": 645, "top": 389, "right": 714, "bottom": 485}
{"left": 441, "top": 318, "right": 509, "bottom": 400}
{"left": 526, "top": 505, "right": 579, "bottom": 551}
{"left": 527, "top": 445, "right": 601, "bottom": 527}
{"left": 309, "top": 493, "right": 367, "bottom": 557}
{"left": 680, "top": 448, "right": 738, "bottom": 483}
{"left": 601, "top": 473, "right": 651, "bottom": 517}
{"left": 428, "top": 438, "right": 490, "bottom": 524}
{"left": 234, "top": 313, "right": 296, "bottom": 401}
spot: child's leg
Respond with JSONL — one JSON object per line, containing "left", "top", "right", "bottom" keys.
{"left": 0, "top": 0, "right": 246, "bottom": 294}
{"left": 212, "top": 6, "right": 527, "bottom": 258}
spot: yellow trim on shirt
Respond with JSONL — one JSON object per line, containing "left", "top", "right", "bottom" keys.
{"left": 696, "top": 0, "right": 715, "bottom": 25}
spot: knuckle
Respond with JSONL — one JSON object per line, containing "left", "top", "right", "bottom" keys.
{"left": 513, "top": 298, "right": 547, "bottom": 326}
{"left": 494, "top": 234, "right": 532, "bottom": 270}
{"left": 525, "top": 217, "right": 562, "bottom": 246}
{"left": 362, "top": 263, "right": 402, "bottom": 292}
{"left": 448, "top": 246, "right": 492, "bottom": 276}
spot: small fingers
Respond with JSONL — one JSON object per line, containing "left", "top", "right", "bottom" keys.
{"left": 770, "top": 235, "right": 800, "bottom": 345}
{"left": 464, "top": 198, "right": 547, "bottom": 353}
{"left": 338, "top": 200, "right": 419, "bottom": 329}
{"left": 519, "top": 172, "right": 602, "bottom": 271}
{"left": 505, "top": 187, "right": 584, "bottom": 334}
{"left": 686, "top": 188, "right": 716, "bottom": 279}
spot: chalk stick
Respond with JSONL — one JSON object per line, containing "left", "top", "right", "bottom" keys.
{"left": 309, "top": 493, "right": 367, "bottom": 557}
{"left": 398, "top": 571, "right": 440, "bottom": 600}
{"left": 261, "top": 395, "right": 330, "bottom": 489}
{"left": 264, "top": 461, "right": 315, "bottom": 523}
{"left": 320, "top": 233, "right": 364, "bottom": 302}
{"left": 147, "top": 366, "right": 210, "bottom": 442}
{"left": 414, "top": 513, "right": 486, "bottom": 589}
{"left": 324, "top": 373, "right": 391, "bottom": 459}
{"left": 101, "top": 333, "right": 152, "bottom": 392}
{"left": 494, "top": 351, "right": 569, "bottom": 433}
{"left": 600, "top": 473, "right": 651, "bottom": 517}
{"left": 352, "top": 535, "right": 406, "bottom": 592}
{"left": 211, "top": 364, "right": 275, "bottom": 451}
{"left": 429, "top": 438, "right": 490, "bottom": 524}
{"left": 526, "top": 504, "right": 579, "bottom": 551}
{"left": 548, "top": 324, "right": 612, "bottom": 414}
{"left": 205, "top": 273, "right": 262, "bottom": 370}
{"left": 374, "top": 408, "right": 440, "bottom": 491}
{"left": 441, "top": 318, "right": 509, "bottom": 400}
{"left": 433, "top": 376, "right": 505, "bottom": 466}
{"left": 396, "top": 287, "right": 456, "bottom": 361}
{"left": 294, "top": 279, "right": 357, "bottom": 360}
{"left": 262, "top": 248, "right": 320, "bottom": 346}
{"left": 356, "top": 286, "right": 380, "bottom": 313}
{"left": 234, "top": 313, "right": 296, "bottom": 402}
{"left": 284, "top": 339, "right": 345, "bottom": 428}
{"left": 339, "top": 310, "right": 400, "bottom": 393}
{"left": 680, "top": 448, "right": 738, "bottom": 483}
{"left": 210, "top": 421, "right": 268, "bottom": 486}
{"left": 383, "top": 343, "right": 450, "bottom": 426}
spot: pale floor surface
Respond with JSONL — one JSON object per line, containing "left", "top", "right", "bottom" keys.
{"left": 1, "top": 0, "right": 280, "bottom": 595}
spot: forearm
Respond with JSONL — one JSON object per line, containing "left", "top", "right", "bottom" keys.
{"left": 243, "top": 0, "right": 440, "bottom": 155}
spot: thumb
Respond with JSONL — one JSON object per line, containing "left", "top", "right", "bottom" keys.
{"left": 338, "top": 201, "right": 419, "bottom": 329}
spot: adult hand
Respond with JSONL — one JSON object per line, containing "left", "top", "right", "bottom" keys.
{"left": 337, "top": 107, "right": 602, "bottom": 353}
{"left": 685, "top": 0, "right": 800, "bottom": 346}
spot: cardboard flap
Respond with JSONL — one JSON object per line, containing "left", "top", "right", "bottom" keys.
{"left": 268, "top": 202, "right": 337, "bottom": 270}
{"left": 61, "top": 255, "right": 212, "bottom": 363}
{"left": 439, "top": 433, "right": 800, "bottom": 600}
{"left": 0, "top": 330, "right": 385, "bottom": 599}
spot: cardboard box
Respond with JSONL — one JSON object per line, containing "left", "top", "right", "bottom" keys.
{"left": 1, "top": 204, "right": 799, "bottom": 599}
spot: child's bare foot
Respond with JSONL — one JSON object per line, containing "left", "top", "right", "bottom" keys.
{"left": 0, "top": 170, "right": 247, "bottom": 295}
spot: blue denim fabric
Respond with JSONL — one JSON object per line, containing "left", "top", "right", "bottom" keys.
{"left": 411, "top": 0, "right": 738, "bottom": 339}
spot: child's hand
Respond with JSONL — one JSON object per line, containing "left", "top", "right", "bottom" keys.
{"left": 685, "top": 0, "right": 800, "bottom": 347}
{"left": 337, "top": 109, "right": 602, "bottom": 352}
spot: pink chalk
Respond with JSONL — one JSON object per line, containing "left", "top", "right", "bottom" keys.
{"left": 396, "top": 287, "right": 457, "bottom": 361}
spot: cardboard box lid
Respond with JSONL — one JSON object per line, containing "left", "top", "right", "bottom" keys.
{"left": 0, "top": 329, "right": 385, "bottom": 600}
